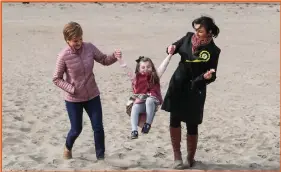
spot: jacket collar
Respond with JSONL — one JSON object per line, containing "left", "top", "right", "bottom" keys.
{"left": 68, "top": 42, "right": 84, "bottom": 55}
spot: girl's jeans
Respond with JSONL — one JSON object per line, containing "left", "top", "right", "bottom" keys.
{"left": 65, "top": 95, "right": 105, "bottom": 159}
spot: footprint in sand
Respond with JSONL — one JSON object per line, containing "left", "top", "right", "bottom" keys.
{"left": 4, "top": 160, "right": 18, "bottom": 168}
{"left": 13, "top": 115, "right": 24, "bottom": 121}
{"left": 107, "top": 159, "right": 139, "bottom": 170}
{"left": 29, "top": 154, "right": 47, "bottom": 164}
{"left": 3, "top": 137, "right": 22, "bottom": 146}
{"left": 257, "top": 154, "right": 267, "bottom": 159}
{"left": 204, "top": 134, "right": 219, "bottom": 140}
{"left": 267, "top": 157, "right": 275, "bottom": 162}
{"left": 204, "top": 148, "right": 211, "bottom": 152}
{"left": 249, "top": 163, "right": 261, "bottom": 169}
{"left": 122, "top": 143, "right": 133, "bottom": 151}
{"left": 49, "top": 136, "right": 60, "bottom": 146}
{"left": 118, "top": 153, "right": 125, "bottom": 159}
{"left": 20, "top": 127, "right": 31, "bottom": 133}
{"left": 19, "top": 107, "right": 25, "bottom": 111}
{"left": 51, "top": 158, "right": 64, "bottom": 165}
{"left": 120, "top": 3, "right": 127, "bottom": 7}
{"left": 197, "top": 144, "right": 203, "bottom": 150}
{"left": 145, "top": 5, "right": 154, "bottom": 9}
{"left": 28, "top": 120, "right": 35, "bottom": 125}
{"left": 153, "top": 152, "right": 166, "bottom": 158}
{"left": 60, "top": 6, "right": 67, "bottom": 10}
{"left": 14, "top": 100, "right": 23, "bottom": 107}
{"left": 161, "top": 8, "right": 169, "bottom": 13}
{"left": 85, "top": 147, "right": 97, "bottom": 154}
{"left": 3, "top": 131, "right": 14, "bottom": 137}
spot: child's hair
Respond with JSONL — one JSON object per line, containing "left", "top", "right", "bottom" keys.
{"left": 135, "top": 56, "right": 160, "bottom": 85}
{"left": 63, "top": 21, "right": 83, "bottom": 41}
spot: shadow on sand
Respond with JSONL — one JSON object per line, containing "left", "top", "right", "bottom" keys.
{"left": 108, "top": 159, "right": 280, "bottom": 171}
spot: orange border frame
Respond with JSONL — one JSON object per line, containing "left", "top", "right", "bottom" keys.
{"left": 1, "top": 1, "right": 280, "bottom": 172}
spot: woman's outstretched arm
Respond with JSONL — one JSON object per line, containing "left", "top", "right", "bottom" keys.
{"left": 117, "top": 58, "right": 136, "bottom": 82}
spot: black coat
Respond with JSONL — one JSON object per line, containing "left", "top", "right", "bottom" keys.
{"left": 161, "top": 32, "right": 221, "bottom": 125}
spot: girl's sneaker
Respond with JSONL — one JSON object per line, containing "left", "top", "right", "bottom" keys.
{"left": 141, "top": 123, "right": 151, "bottom": 134}
{"left": 131, "top": 130, "right": 138, "bottom": 139}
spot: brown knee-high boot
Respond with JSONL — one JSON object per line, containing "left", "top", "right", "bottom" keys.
{"left": 170, "top": 127, "right": 183, "bottom": 169}
{"left": 184, "top": 134, "right": 198, "bottom": 168}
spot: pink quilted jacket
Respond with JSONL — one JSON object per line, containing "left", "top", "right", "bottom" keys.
{"left": 53, "top": 42, "right": 117, "bottom": 102}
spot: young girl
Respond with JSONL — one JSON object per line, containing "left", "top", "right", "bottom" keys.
{"left": 116, "top": 52, "right": 174, "bottom": 139}
{"left": 52, "top": 21, "right": 121, "bottom": 160}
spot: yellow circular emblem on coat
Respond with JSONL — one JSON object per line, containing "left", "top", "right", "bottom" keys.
{"left": 199, "top": 51, "right": 210, "bottom": 60}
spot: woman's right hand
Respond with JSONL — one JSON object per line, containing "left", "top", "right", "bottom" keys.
{"left": 168, "top": 45, "right": 176, "bottom": 54}
{"left": 203, "top": 69, "right": 216, "bottom": 80}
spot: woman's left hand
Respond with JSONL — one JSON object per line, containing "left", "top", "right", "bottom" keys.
{"left": 114, "top": 49, "right": 122, "bottom": 60}
{"left": 203, "top": 69, "right": 215, "bottom": 80}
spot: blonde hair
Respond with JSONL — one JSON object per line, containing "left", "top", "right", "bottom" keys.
{"left": 63, "top": 21, "right": 83, "bottom": 41}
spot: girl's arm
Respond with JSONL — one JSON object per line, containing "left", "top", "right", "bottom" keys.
{"left": 52, "top": 55, "right": 75, "bottom": 94}
{"left": 118, "top": 58, "right": 136, "bottom": 82}
{"left": 157, "top": 54, "right": 173, "bottom": 78}
{"left": 91, "top": 43, "right": 117, "bottom": 66}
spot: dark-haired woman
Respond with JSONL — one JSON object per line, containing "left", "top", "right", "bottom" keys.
{"left": 161, "top": 16, "right": 221, "bottom": 169}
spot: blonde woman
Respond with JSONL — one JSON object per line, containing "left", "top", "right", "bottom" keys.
{"left": 53, "top": 21, "right": 121, "bottom": 160}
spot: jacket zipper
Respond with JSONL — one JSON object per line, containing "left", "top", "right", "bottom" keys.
{"left": 79, "top": 55, "right": 90, "bottom": 100}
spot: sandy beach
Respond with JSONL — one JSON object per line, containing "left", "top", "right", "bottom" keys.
{"left": 2, "top": 2, "right": 280, "bottom": 171}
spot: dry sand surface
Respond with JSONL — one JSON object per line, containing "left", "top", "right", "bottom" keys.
{"left": 2, "top": 2, "right": 280, "bottom": 171}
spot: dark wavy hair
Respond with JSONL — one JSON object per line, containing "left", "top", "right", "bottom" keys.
{"left": 192, "top": 16, "right": 220, "bottom": 38}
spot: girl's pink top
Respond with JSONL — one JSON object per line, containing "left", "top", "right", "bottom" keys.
{"left": 53, "top": 42, "right": 117, "bottom": 102}
{"left": 133, "top": 73, "right": 163, "bottom": 104}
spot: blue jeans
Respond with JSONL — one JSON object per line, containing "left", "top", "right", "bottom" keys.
{"left": 65, "top": 96, "right": 105, "bottom": 159}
